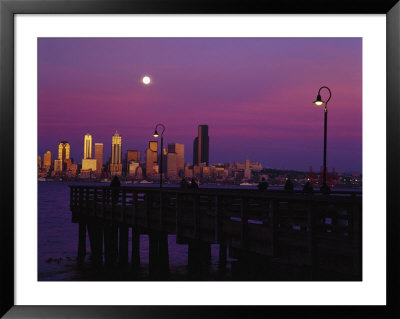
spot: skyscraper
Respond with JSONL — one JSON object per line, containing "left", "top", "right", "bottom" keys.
{"left": 83, "top": 134, "right": 92, "bottom": 159}
{"left": 168, "top": 143, "right": 184, "bottom": 177}
{"left": 43, "top": 151, "right": 53, "bottom": 170}
{"left": 57, "top": 141, "right": 71, "bottom": 171}
{"left": 82, "top": 134, "right": 96, "bottom": 174}
{"left": 145, "top": 148, "right": 154, "bottom": 177}
{"left": 110, "top": 131, "right": 122, "bottom": 176}
{"left": 149, "top": 141, "right": 158, "bottom": 163}
{"left": 58, "top": 141, "right": 70, "bottom": 161}
{"left": 145, "top": 141, "right": 158, "bottom": 177}
{"left": 94, "top": 143, "right": 104, "bottom": 177}
{"left": 166, "top": 152, "right": 177, "bottom": 179}
{"left": 193, "top": 125, "right": 209, "bottom": 166}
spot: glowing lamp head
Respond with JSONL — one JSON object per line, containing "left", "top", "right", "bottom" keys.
{"left": 313, "top": 94, "right": 325, "bottom": 106}
{"left": 153, "top": 130, "right": 159, "bottom": 138}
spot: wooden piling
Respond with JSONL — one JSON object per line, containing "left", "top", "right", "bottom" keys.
{"left": 104, "top": 223, "right": 118, "bottom": 267}
{"left": 87, "top": 220, "right": 103, "bottom": 266}
{"left": 218, "top": 243, "right": 227, "bottom": 270}
{"left": 148, "top": 232, "right": 159, "bottom": 278}
{"left": 158, "top": 232, "right": 170, "bottom": 278}
{"left": 119, "top": 225, "right": 129, "bottom": 266}
{"left": 188, "top": 240, "right": 210, "bottom": 278}
{"left": 77, "top": 221, "right": 86, "bottom": 264}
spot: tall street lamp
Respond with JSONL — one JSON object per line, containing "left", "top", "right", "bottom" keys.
{"left": 313, "top": 86, "right": 332, "bottom": 194}
{"left": 153, "top": 123, "right": 165, "bottom": 188}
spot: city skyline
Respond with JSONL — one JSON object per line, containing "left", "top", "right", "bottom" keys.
{"left": 38, "top": 127, "right": 360, "bottom": 176}
{"left": 38, "top": 38, "right": 362, "bottom": 173}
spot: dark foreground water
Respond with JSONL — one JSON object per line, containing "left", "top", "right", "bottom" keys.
{"left": 39, "top": 181, "right": 245, "bottom": 281}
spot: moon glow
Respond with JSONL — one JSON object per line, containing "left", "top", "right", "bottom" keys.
{"left": 142, "top": 76, "right": 151, "bottom": 85}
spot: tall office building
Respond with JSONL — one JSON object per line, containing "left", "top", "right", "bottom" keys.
{"left": 109, "top": 131, "right": 122, "bottom": 176}
{"left": 193, "top": 125, "right": 209, "bottom": 166}
{"left": 168, "top": 143, "right": 184, "bottom": 177}
{"left": 94, "top": 143, "right": 104, "bottom": 177}
{"left": 58, "top": 141, "right": 70, "bottom": 161}
{"left": 145, "top": 141, "right": 158, "bottom": 177}
{"left": 57, "top": 141, "right": 71, "bottom": 172}
{"left": 149, "top": 141, "right": 158, "bottom": 163}
{"left": 166, "top": 152, "right": 177, "bottom": 179}
{"left": 43, "top": 151, "right": 53, "bottom": 170}
{"left": 82, "top": 133, "right": 96, "bottom": 173}
{"left": 38, "top": 156, "right": 42, "bottom": 170}
{"left": 83, "top": 134, "right": 92, "bottom": 159}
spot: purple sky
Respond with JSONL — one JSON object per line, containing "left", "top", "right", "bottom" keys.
{"left": 38, "top": 38, "right": 362, "bottom": 173}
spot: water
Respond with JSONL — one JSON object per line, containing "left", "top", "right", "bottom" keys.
{"left": 38, "top": 181, "right": 235, "bottom": 281}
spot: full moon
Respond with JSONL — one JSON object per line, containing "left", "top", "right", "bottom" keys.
{"left": 142, "top": 76, "right": 151, "bottom": 85}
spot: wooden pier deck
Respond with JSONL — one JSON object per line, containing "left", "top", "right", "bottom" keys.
{"left": 69, "top": 186, "right": 362, "bottom": 280}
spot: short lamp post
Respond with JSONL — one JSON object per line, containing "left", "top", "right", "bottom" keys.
{"left": 153, "top": 123, "right": 165, "bottom": 188}
{"left": 313, "top": 86, "right": 332, "bottom": 194}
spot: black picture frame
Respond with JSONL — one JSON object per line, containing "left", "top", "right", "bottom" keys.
{"left": 1, "top": 0, "right": 399, "bottom": 318}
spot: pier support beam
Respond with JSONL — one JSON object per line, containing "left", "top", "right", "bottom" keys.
{"left": 218, "top": 243, "right": 227, "bottom": 272}
{"left": 188, "top": 240, "right": 211, "bottom": 279}
{"left": 77, "top": 221, "right": 87, "bottom": 264}
{"left": 149, "top": 232, "right": 170, "bottom": 280}
{"left": 104, "top": 223, "right": 118, "bottom": 267}
{"left": 118, "top": 225, "right": 129, "bottom": 266}
{"left": 87, "top": 220, "right": 103, "bottom": 266}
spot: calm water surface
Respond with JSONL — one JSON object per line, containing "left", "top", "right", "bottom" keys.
{"left": 38, "top": 181, "right": 242, "bottom": 281}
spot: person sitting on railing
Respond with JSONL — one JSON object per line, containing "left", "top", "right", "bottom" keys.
{"left": 110, "top": 175, "right": 121, "bottom": 205}
{"left": 180, "top": 178, "right": 189, "bottom": 189}
{"left": 284, "top": 177, "right": 294, "bottom": 192}
{"left": 189, "top": 178, "right": 199, "bottom": 189}
{"left": 257, "top": 177, "right": 269, "bottom": 191}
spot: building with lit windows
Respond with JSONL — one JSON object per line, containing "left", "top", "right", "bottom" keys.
{"left": 168, "top": 143, "right": 184, "bottom": 177}
{"left": 43, "top": 151, "right": 53, "bottom": 170}
{"left": 94, "top": 143, "right": 103, "bottom": 177}
{"left": 110, "top": 131, "right": 122, "bottom": 176}
{"left": 166, "top": 152, "right": 177, "bottom": 179}
{"left": 58, "top": 141, "right": 70, "bottom": 162}
{"left": 83, "top": 134, "right": 92, "bottom": 159}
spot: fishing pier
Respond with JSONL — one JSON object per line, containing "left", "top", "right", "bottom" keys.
{"left": 69, "top": 186, "right": 362, "bottom": 280}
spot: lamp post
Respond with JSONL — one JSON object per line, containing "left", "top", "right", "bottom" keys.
{"left": 313, "top": 86, "right": 331, "bottom": 194}
{"left": 153, "top": 123, "right": 165, "bottom": 188}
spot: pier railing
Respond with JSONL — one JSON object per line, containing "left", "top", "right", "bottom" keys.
{"left": 70, "top": 186, "right": 362, "bottom": 278}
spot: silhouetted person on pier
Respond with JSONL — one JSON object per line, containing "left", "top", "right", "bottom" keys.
{"left": 110, "top": 175, "right": 121, "bottom": 205}
{"left": 284, "top": 178, "right": 294, "bottom": 192}
{"left": 180, "top": 178, "right": 189, "bottom": 189}
{"left": 257, "top": 177, "right": 269, "bottom": 191}
{"left": 190, "top": 178, "right": 199, "bottom": 189}
{"left": 303, "top": 181, "right": 314, "bottom": 193}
